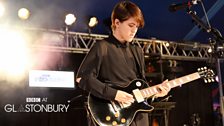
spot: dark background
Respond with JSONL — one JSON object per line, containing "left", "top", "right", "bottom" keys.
{"left": 3, "top": 0, "right": 224, "bottom": 44}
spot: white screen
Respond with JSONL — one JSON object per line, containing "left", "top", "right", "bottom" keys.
{"left": 29, "top": 70, "right": 75, "bottom": 88}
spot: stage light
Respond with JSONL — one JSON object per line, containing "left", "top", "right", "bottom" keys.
{"left": 0, "top": 28, "right": 30, "bottom": 79}
{"left": 165, "top": 42, "right": 170, "bottom": 47}
{"left": 18, "top": 8, "right": 30, "bottom": 20}
{"left": 0, "top": 3, "right": 5, "bottom": 17}
{"left": 65, "top": 14, "right": 76, "bottom": 26}
{"left": 215, "top": 76, "right": 219, "bottom": 82}
{"left": 193, "top": 42, "right": 198, "bottom": 49}
{"left": 208, "top": 47, "right": 212, "bottom": 53}
{"left": 88, "top": 17, "right": 98, "bottom": 28}
{"left": 217, "top": 45, "right": 224, "bottom": 51}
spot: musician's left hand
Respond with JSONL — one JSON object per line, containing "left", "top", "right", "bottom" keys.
{"left": 154, "top": 79, "right": 170, "bottom": 98}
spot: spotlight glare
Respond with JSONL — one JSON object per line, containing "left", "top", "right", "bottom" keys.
{"left": 215, "top": 76, "right": 219, "bottom": 82}
{"left": 18, "top": 8, "right": 30, "bottom": 20}
{"left": 165, "top": 42, "right": 170, "bottom": 47}
{"left": 0, "top": 3, "right": 5, "bottom": 17}
{"left": 65, "top": 14, "right": 76, "bottom": 26}
{"left": 208, "top": 47, "right": 212, "bottom": 53}
{"left": 88, "top": 17, "right": 98, "bottom": 28}
{"left": 0, "top": 28, "right": 29, "bottom": 79}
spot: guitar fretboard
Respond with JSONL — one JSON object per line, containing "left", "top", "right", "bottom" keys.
{"left": 140, "top": 72, "right": 201, "bottom": 98}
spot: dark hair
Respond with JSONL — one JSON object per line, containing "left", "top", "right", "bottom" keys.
{"left": 111, "top": 1, "right": 145, "bottom": 30}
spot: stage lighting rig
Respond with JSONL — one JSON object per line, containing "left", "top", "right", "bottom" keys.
{"left": 18, "top": 8, "right": 30, "bottom": 20}
{"left": 64, "top": 13, "right": 76, "bottom": 47}
{"left": 88, "top": 16, "right": 98, "bottom": 28}
{"left": 87, "top": 16, "right": 98, "bottom": 34}
{"left": 64, "top": 13, "right": 76, "bottom": 26}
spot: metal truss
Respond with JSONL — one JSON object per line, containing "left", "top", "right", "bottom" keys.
{"left": 67, "top": 31, "right": 211, "bottom": 61}
{"left": 26, "top": 28, "right": 211, "bottom": 61}
{"left": 139, "top": 39, "right": 211, "bottom": 61}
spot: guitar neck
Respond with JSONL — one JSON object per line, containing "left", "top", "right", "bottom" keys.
{"left": 140, "top": 72, "right": 201, "bottom": 99}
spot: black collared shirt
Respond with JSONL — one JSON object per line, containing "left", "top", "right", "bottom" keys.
{"left": 77, "top": 35, "right": 145, "bottom": 100}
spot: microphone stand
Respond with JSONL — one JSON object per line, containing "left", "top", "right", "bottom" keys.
{"left": 186, "top": 3, "right": 224, "bottom": 125}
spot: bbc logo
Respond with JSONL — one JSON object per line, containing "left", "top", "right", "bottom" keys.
{"left": 26, "top": 97, "right": 41, "bottom": 103}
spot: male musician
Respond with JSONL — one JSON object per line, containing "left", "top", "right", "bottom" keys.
{"left": 76, "top": 1, "right": 170, "bottom": 125}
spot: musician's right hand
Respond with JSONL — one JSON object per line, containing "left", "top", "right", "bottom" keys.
{"left": 115, "top": 90, "right": 134, "bottom": 104}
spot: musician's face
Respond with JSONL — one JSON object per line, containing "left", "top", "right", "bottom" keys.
{"left": 114, "top": 17, "right": 139, "bottom": 42}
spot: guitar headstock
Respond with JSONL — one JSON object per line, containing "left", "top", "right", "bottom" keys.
{"left": 197, "top": 67, "right": 215, "bottom": 83}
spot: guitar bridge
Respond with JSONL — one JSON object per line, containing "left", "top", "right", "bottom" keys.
{"left": 110, "top": 101, "right": 120, "bottom": 118}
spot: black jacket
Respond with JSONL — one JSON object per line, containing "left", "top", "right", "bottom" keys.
{"left": 77, "top": 35, "right": 146, "bottom": 100}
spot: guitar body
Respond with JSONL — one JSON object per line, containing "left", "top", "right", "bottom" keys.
{"left": 88, "top": 79, "right": 154, "bottom": 126}
{"left": 87, "top": 67, "right": 215, "bottom": 126}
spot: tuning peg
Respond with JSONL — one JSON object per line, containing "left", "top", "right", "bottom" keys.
{"left": 211, "top": 78, "right": 215, "bottom": 82}
{"left": 204, "top": 67, "right": 207, "bottom": 70}
{"left": 204, "top": 79, "right": 208, "bottom": 83}
{"left": 208, "top": 79, "right": 211, "bottom": 83}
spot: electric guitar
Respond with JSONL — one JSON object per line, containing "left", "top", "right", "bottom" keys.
{"left": 88, "top": 67, "right": 215, "bottom": 126}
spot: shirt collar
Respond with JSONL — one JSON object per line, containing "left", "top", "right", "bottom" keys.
{"left": 107, "top": 35, "right": 129, "bottom": 48}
